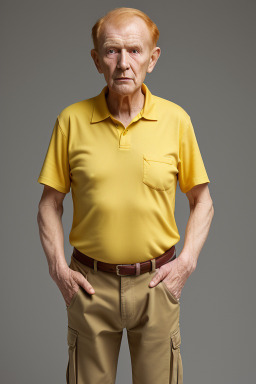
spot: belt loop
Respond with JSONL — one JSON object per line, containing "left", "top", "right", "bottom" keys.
{"left": 151, "top": 258, "right": 156, "bottom": 272}
{"left": 94, "top": 259, "right": 98, "bottom": 273}
{"left": 135, "top": 263, "right": 141, "bottom": 276}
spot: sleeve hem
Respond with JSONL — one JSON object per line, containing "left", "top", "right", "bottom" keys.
{"left": 180, "top": 176, "right": 210, "bottom": 193}
{"left": 37, "top": 176, "right": 70, "bottom": 194}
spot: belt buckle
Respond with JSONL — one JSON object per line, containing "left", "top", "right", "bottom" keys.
{"left": 116, "top": 264, "right": 128, "bottom": 276}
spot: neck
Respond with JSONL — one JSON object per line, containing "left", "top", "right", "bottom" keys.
{"left": 105, "top": 86, "right": 145, "bottom": 119}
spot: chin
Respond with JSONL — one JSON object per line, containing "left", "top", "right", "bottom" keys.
{"left": 110, "top": 82, "right": 135, "bottom": 93}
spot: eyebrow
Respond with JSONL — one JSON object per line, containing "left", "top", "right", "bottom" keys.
{"left": 103, "top": 42, "right": 143, "bottom": 50}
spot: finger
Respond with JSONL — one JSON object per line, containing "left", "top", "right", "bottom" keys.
{"left": 74, "top": 272, "right": 95, "bottom": 294}
{"left": 149, "top": 269, "right": 164, "bottom": 287}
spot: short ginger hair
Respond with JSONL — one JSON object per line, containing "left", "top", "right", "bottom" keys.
{"left": 91, "top": 7, "right": 160, "bottom": 51}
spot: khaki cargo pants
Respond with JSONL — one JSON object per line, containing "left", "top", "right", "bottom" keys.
{"left": 66, "top": 253, "right": 183, "bottom": 384}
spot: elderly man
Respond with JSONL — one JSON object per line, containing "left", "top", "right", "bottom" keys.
{"left": 37, "top": 7, "right": 214, "bottom": 384}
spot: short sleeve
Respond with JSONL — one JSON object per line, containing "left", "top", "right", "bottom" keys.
{"left": 37, "top": 117, "right": 71, "bottom": 193}
{"left": 178, "top": 116, "right": 210, "bottom": 193}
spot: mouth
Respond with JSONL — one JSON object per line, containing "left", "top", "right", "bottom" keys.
{"left": 115, "top": 78, "right": 131, "bottom": 80}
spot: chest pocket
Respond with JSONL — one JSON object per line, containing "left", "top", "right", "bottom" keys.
{"left": 142, "top": 154, "right": 177, "bottom": 191}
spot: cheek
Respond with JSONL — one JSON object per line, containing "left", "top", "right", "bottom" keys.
{"left": 104, "top": 56, "right": 116, "bottom": 65}
{"left": 101, "top": 58, "right": 112, "bottom": 68}
{"left": 133, "top": 58, "right": 149, "bottom": 72}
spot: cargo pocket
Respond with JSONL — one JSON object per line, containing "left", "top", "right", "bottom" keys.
{"left": 66, "top": 326, "right": 78, "bottom": 384}
{"left": 170, "top": 327, "right": 183, "bottom": 383}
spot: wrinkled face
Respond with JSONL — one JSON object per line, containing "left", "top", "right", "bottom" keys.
{"left": 91, "top": 17, "right": 160, "bottom": 95}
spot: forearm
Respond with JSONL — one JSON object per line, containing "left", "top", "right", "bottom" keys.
{"left": 37, "top": 202, "right": 68, "bottom": 280}
{"left": 179, "top": 200, "right": 214, "bottom": 274}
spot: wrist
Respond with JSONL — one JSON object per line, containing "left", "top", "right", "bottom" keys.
{"left": 178, "top": 251, "right": 196, "bottom": 276}
{"left": 49, "top": 260, "right": 68, "bottom": 281}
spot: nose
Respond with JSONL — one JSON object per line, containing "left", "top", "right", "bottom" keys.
{"left": 117, "top": 49, "right": 130, "bottom": 70}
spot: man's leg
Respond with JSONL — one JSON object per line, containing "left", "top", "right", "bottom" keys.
{"left": 125, "top": 261, "right": 183, "bottom": 384}
{"left": 66, "top": 255, "right": 123, "bottom": 384}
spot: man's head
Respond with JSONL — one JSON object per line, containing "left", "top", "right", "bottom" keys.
{"left": 91, "top": 8, "right": 161, "bottom": 95}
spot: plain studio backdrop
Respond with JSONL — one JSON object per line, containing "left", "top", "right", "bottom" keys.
{"left": 1, "top": 1, "right": 255, "bottom": 383}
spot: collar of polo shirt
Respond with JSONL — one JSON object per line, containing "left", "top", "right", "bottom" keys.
{"left": 90, "top": 82, "right": 158, "bottom": 124}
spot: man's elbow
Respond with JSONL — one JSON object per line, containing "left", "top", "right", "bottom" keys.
{"left": 37, "top": 199, "right": 64, "bottom": 224}
{"left": 206, "top": 200, "right": 214, "bottom": 224}
{"left": 209, "top": 197, "right": 214, "bottom": 216}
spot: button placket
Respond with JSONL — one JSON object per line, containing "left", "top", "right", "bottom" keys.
{"left": 120, "top": 130, "right": 130, "bottom": 147}
{"left": 112, "top": 116, "right": 141, "bottom": 148}
{"left": 113, "top": 122, "right": 131, "bottom": 147}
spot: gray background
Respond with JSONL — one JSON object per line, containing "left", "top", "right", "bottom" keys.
{"left": 1, "top": 0, "right": 255, "bottom": 383}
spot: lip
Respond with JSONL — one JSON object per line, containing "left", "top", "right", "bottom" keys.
{"left": 116, "top": 78, "right": 131, "bottom": 80}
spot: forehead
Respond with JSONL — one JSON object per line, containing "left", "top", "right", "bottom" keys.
{"left": 99, "top": 17, "right": 151, "bottom": 48}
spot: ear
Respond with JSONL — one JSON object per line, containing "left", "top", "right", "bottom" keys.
{"left": 91, "top": 49, "right": 103, "bottom": 74}
{"left": 147, "top": 47, "right": 161, "bottom": 74}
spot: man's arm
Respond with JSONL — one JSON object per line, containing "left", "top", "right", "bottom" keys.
{"left": 149, "top": 182, "right": 214, "bottom": 300}
{"left": 37, "top": 185, "right": 95, "bottom": 306}
{"left": 37, "top": 185, "right": 68, "bottom": 277}
{"left": 179, "top": 182, "right": 214, "bottom": 273}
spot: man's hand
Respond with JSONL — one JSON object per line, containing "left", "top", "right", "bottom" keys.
{"left": 51, "top": 265, "right": 95, "bottom": 307}
{"left": 148, "top": 254, "right": 193, "bottom": 301}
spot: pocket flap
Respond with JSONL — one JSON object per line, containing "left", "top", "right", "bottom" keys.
{"left": 143, "top": 154, "right": 174, "bottom": 165}
{"left": 171, "top": 327, "right": 181, "bottom": 349}
{"left": 67, "top": 326, "right": 78, "bottom": 347}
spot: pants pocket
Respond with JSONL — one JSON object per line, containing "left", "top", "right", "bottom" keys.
{"left": 66, "top": 326, "right": 78, "bottom": 384}
{"left": 170, "top": 327, "right": 183, "bottom": 383}
{"left": 161, "top": 279, "right": 180, "bottom": 305}
{"left": 66, "top": 253, "right": 90, "bottom": 310}
{"left": 66, "top": 286, "right": 81, "bottom": 310}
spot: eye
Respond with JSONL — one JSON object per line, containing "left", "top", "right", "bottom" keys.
{"left": 107, "top": 49, "right": 116, "bottom": 54}
{"left": 131, "top": 49, "right": 139, "bottom": 54}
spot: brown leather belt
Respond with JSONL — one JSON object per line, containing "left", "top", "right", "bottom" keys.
{"left": 72, "top": 245, "right": 176, "bottom": 276}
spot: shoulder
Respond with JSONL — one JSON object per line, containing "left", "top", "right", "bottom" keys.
{"left": 152, "top": 93, "right": 191, "bottom": 126}
{"left": 56, "top": 95, "right": 96, "bottom": 136}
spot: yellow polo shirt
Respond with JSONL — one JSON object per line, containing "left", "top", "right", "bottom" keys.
{"left": 37, "top": 82, "right": 210, "bottom": 263}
